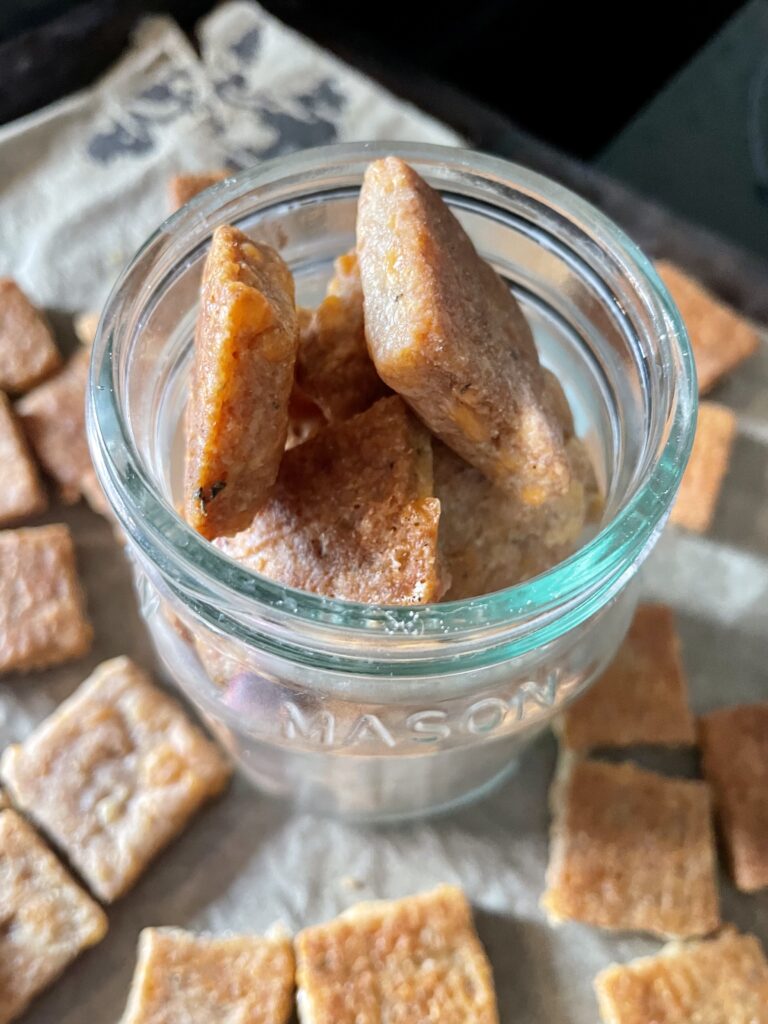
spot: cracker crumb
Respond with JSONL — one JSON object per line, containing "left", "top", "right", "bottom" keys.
{"left": 670, "top": 402, "right": 737, "bottom": 534}
{"left": 0, "top": 279, "right": 61, "bottom": 394}
{"left": 168, "top": 171, "right": 228, "bottom": 211}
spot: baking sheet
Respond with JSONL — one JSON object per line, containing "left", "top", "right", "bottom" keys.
{"left": 0, "top": 4, "right": 766, "bottom": 1021}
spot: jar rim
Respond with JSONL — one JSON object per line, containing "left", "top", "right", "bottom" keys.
{"left": 87, "top": 141, "right": 697, "bottom": 674}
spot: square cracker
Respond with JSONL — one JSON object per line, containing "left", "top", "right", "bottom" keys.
{"left": 670, "top": 401, "right": 736, "bottom": 534}
{"left": 542, "top": 758, "right": 719, "bottom": 938}
{"left": 0, "top": 809, "right": 107, "bottom": 1024}
{"left": 295, "top": 885, "right": 499, "bottom": 1024}
{"left": 0, "top": 524, "right": 92, "bottom": 674}
{"left": 1, "top": 656, "right": 231, "bottom": 901}
{"left": 595, "top": 928, "right": 768, "bottom": 1024}
{"left": 120, "top": 927, "right": 294, "bottom": 1024}
{"left": 168, "top": 171, "right": 227, "bottom": 211}
{"left": 216, "top": 396, "right": 444, "bottom": 603}
{"left": 0, "top": 279, "right": 61, "bottom": 394}
{"left": 561, "top": 604, "right": 695, "bottom": 751}
{"left": 656, "top": 261, "right": 759, "bottom": 394}
{"left": 700, "top": 702, "right": 768, "bottom": 892}
{"left": 0, "top": 390, "right": 47, "bottom": 525}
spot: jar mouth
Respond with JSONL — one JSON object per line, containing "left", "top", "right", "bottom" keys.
{"left": 88, "top": 142, "right": 696, "bottom": 674}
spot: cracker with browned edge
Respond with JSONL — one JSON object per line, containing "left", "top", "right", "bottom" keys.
{"left": 656, "top": 260, "right": 759, "bottom": 394}
{"left": 295, "top": 885, "right": 498, "bottom": 1024}
{"left": 120, "top": 927, "right": 294, "bottom": 1024}
{"left": 357, "top": 157, "right": 569, "bottom": 504}
{"left": 216, "top": 396, "right": 444, "bottom": 604}
{"left": 1, "top": 656, "right": 231, "bottom": 901}
{"left": 542, "top": 758, "right": 719, "bottom": 938}
{"left": 0, "top": 391, "right": 47, "bottom": 525}
{"left": 168, "top": 171, "right": 227, "bottom": 211}
{"left": 0, "top": 810, "right": 107, "bottom": 1024}
{"left": 595, "top": 928, "right": 768, "bottom": 1024}
{"left": 0, "top": 524, "right": 92, "bottom": 674}
{"left": 700, "top": 702, "right": 768, "bottom": 892}
{"left": 185, "top": 226, "right": 298, "bottom": 539}
{"left": 0, "top": 279, "right": 61, "bottom": 394}
{"left": 561, "top": 605, "right": 695, "bottom": 751}
{"left": 670, "top": 401, "right": 736, "bottom": 533}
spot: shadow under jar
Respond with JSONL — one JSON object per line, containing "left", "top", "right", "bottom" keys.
{"left": 87, "top": 142, "right": 696, "bottom": 821}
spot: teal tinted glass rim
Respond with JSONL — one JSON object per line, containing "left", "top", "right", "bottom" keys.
{"left": 88, "top": 141, "right": 697, "bottom": 674}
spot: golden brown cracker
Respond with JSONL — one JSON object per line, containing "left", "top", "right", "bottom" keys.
{"left": 656, "top": 260, "right": 759, "bottom": 394}
{"left": 295, "top": 885, "right": 499, "bottom": 1024}
{"left": 0, "top": 809, "right": 107, "bottom": 1024}
{"left": 561, "top": 604, "right": 695, "bottom": 752}
{"left": 120, "top": 927, "right": 294, "bottom": 1024}
{"left": 670, "top": 401, "right": 736, "bottom": 534}
{"left": 1, "top": 656, "right": 231, "bottom": 901}
{"left": 595, "top": 928, "right": 768, "bottom": 1024}
{"left": 185, "top": 226, "right": 298, "bottom": 539}
{"left": 0, "top": 279, "right": 61, "bottom": 394}
{"left": 700, "top": 702, "right": 768, "bottom": 892}
{"left": 216, "top": 396, "right": 444, "bottom": 604}
{"left": 542, "top": 758, "right": 719, "bottom": 938}
{"left": 0, "top": 390, "right": 47, "bottom": 525}
{"left": 168, "top": 171, "right": 227, "bottom": 211}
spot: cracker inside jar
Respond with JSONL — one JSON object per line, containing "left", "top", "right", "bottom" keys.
{"left": 183, "top": 159, "right": 603, "bottom": 603}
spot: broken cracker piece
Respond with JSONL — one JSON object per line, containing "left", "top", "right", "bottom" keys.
{"left": 656, "top": 260, "right": 759, "bottom": 394}
{"left": 1, "top": 656, "right": 231, "bottom": 902}
{"left": 185, "top": 225, "right": 298, "bottom": 539}
{"left": 595, "top": 928, "right": 768, "bottom": 1024}
{"left": 0, "top": 524, "right": 92, "bottom": 674}
{"left": 295, "top": 885, "right": 499, "bottom": 1024}
{"left": 561, "top": 604, "right": 695, "bottom": 752}
{"left": 0, "top": 390, "right": 47, "bottom": 525}
{"left": 120, "top": 926, "right": 294, "bottom": 1024}
{"left": 0, "top": 279, "right": 61, "bottom": 394}
{"left": 168, "top": 171, "right": 228, "bottom": 211}
{"left": 700, "top": 702, "right": 768, "bottom": 893}
{"left": 0, "top": 809, "right": 107, "bottom": 1024}
{"left": 216, "top": 396, "right": 444, "bottom": 604}
{"left": 357, "top": 157, "right": 569, "bottom": 503}
{"left": 670, "top": 401, "right": 736, "bottom": 534}
{"left": 542, "top": 758, "right": 719, "bottom": 939}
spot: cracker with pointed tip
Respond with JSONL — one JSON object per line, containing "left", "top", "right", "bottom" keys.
{"left": 0, "top": 391, "right": 47, "bottom": 525}
{"left": 297, "top": 250, "right": 389, "bottom": 421}
{"left": 0, "top": 279, "right": 61, "bottom": 394}
{"left": 595, "top": 928, "right": 768, "bottom": 1024}
{"left": 542, "top": 758, "right": 719, "bottom": 938}
{"left": 1, "top": 656, "right": 231, "bottom": 902}
{"left": 357, "top": 157, "right": 569, "bottom": 503}
{"left": 168, "top": 171, "right": 227, "bottom": 211}
{"left": 217, "top": 396, "right": 443, "bottom": 603}
{"left": 295, "top": 885, "right": 499, "bottom": 1024}
{"left": 121, "top": 927, "right": 295, "bottom": 1024}
{"left": 700, "top": 702, "right": 768, "bottom": 892}
{"left": 185, "top": 226, "right": 298, "bottom": 539}
{"left": 561, "top": 605, "right": 695, "bottom": 752}
{"left": 656, "top": 260, "right": 759, "bottom": 394}
{"left": 670, "top": 401, "right": 736, "bottom": 533}
{"left": 0, "top": 524, "right": 92, "bottom": 674}
{"left": 0, "top": 810, "right": 107, "bottom": 1024}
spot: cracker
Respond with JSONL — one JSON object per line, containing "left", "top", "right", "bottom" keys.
{"left": 595, "top": 928, "right": 768, "bottom": 1024}
{"left": 297, "top": 249, "right": 389, "bottom": 421}
{"left": 700, "top": 702, "right": 768, "bottom": 892}
{"left": 0, "top": 524, "right": 92, "bottom": 674}
{"left": 0, "top": 809, "right": 107, "bottom": 1024}
{"left": 670, "top": 401, "right": 736, "bottom": 533}
{"left": 216, "top": 396, "right": 444, "bottom": 603}
{"left": 168, "top": 171, "right": 227, "bottom": 211}
{"left": 0, "top": 279, "right": 61, "bottom": 394}
{"left": 357, "top": 157, "right": 569, "bottom": 504}
{"left": 121, "top": 926, "right": 294, "bottom": 1024}
{"left": 295, "top": 885, "right": 498, "bottom": 1024}
{"left": 1, "top": 656, "right": 231, "bottom": 901}
{"left": 561, "top": 604, "right": 695, "bottom": 751}
{"left": 74, "top": 310, "right": 100, "bottom": 347}
{"left": 185, "top": 226, "right": 299, "bottom": 539}
{"left": 0, "top": 390, "right": 47, "bottom": 525}
{"left": 542, "top": 758, "right": 719, "bottom": 938}
{"left": 656, "top": 260, "right": 759, "bottom": 394}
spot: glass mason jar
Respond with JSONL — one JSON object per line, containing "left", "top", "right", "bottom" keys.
{"left": 88, "top": 142, "right": 696, "bottom": 821}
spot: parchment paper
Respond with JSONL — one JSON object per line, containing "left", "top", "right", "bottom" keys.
{"left": 0, "top": 5, "right": 766, "bottom": 1021}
